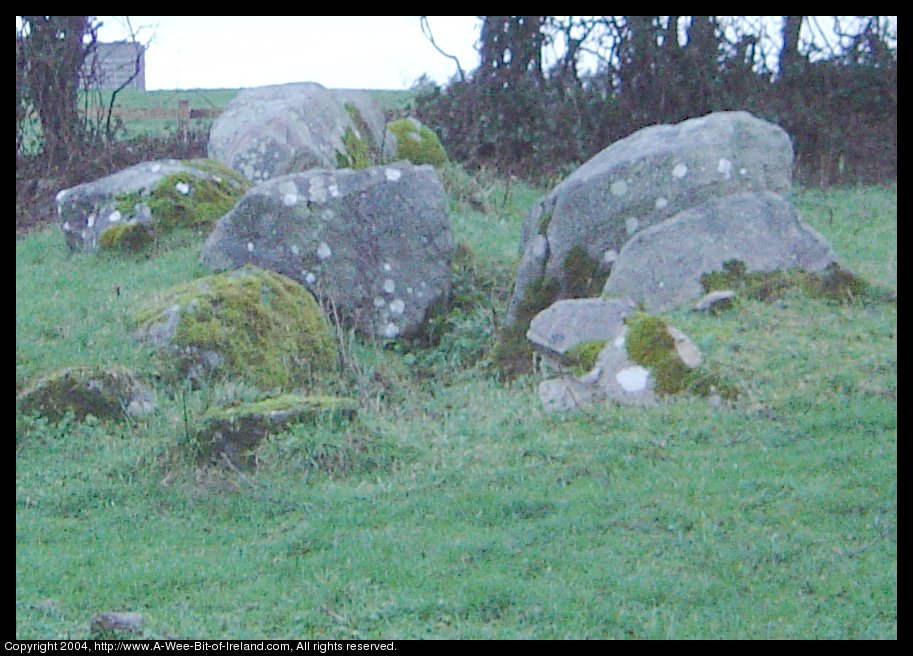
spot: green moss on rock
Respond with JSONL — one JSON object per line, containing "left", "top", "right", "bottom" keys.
{"left": 387, "top": 118, "right": 447, "bottom": 167}
{"left": 98, "top": 221, "right": 154, "bottom": 253}
{"left": 625, "top": 311, "right": 737, "bottom": 399}
{"left": 133, "top": 266, "right": 338, "bottom": 390}
{"left": 197, "top": 393, "right": 357, "bottom": 468}
{"left": 701, "top": 259, "right": 875, "bottom": 304}
{"left": 336, "top": 126, "right": 374, "bottom": 170}
{"left": 563, "top": 339, "right": 607, "bottom": 376}
{"left": 16, "top": 366, "right": 154, "bottom": 423}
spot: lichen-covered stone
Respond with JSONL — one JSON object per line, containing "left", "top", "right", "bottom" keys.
{"left": 507, "top": 111, "right": 795, "bottom": 325}
{"left": 385, "top": 118, "right": 448, "bottom": 167}
{"left": 57, "top": 158, "right": 250, "bottom": 252}
{"left": 208, "top": 82, "right": 388, "bottom": 182}
{"left": 132, "top": 266, "right": 338, "bottom": 389}
{"left": 602, "top": 191, "right": 837, "bottom": 312}
{"left": 197, "top": 394, "right": 357, "bottom": 468}
{"left": 199, "top": 162, "right": 453, "bottom": 340}
{"left": 16, "top": 366, "right": 156, "bottom": 422}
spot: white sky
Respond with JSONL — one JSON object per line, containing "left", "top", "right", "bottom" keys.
{"left": 93, "top": 16, "right": 482, "bottom": 90}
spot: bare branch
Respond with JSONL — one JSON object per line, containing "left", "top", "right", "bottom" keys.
{"left": 420, "top": 16, "right": 466, "bottom": 82}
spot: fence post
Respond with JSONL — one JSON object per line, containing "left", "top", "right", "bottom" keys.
{"left": 178, "top": 100, "right": 190, "bottom": 142}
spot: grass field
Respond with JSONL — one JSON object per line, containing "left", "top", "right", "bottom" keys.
{"left": 15, "top": 97, "right": 896, "bottom": 638}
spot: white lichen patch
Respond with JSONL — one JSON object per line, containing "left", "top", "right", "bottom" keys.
{"left": 610, "top": 180, "right": 628, "bottom": 196}
{"left": 613, "top": 333, "right": 626, "bottom": 349}
{"left": 406, "top": 287, "right": 414, "bottom": 295}
{"left": 739, "top": 167, "right": 748, "bottom": 176}
{"left": 62, "top": 221, "right": 71, "bottom": 231}
{"left": 290, "top": 245, "right": 300, "bottom": 256}
{"left": 385, "top": 168, "right": 402, "bottom": 182}
{"left": 317, "top": 242, "right": 332, "bottom": 260}
{"left": 616, "top": 365, "right": 650, "bottom": 392}
{"left": 389, "top": 299, "right": 406, "bottom": 315}
{"left": 151, "top": 164, "right": 161, "bottom": 173}
{"left": 175, "top": 182, "right": 191, "bottom": 195}
{"left": 625, "top": 217, "right": 639, "bottom": 235}
{"left": 603, "top": 249, "right": 618, "bottom": 265}
{"left": 717, "top": 158, "right": 733, "bottom": 179}
{"left": 655, "top": 197, "right": 669, "bottom": 210}
{"left": 383, "top": 263, "right": 392, "bottom": 272}
{"left": 87, "top": 214, "right": 96, "bottom": 228}
{"left": 383, "top": 279, "right": 395, "bottom": 294}
{"left": 108, "top": 210, "right": 122, "bottom": 223}
{"left": 283, "top": 193, "right": 298, "bottom": 207}
{"left": 673, "top": 163, "right": 689, "bottom": 178}
{"left": 247, "top": 242, "right": 255, "bottom": 252}
{"left": 305, "top": 272, "right": 316, "bottom": 285}
{"left": 373, "top": 297, "right": 386, "bottom": 308}
{"left": 328, "top": 183, "right": 340, "bottom": 198}
{"left": 383, "top": 322, "right": 399, "bottom": 338}
{"left": 532, "top": 234, "right": 548, "bottom": 259}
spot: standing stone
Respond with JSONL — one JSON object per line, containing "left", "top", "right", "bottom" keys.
{"left": 199, "top": 162, "right": 453, "bottom": 340}
{"left": 208, "top": 82, "right": 387, "bottom": 182}
{"left": 602, "top": 191, "right": 837, "bottom": 313}
{"left": 506, "top": 111, "right": 794, "bottom": 325}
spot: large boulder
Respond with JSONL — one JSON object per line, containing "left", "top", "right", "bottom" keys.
{"left": 56, "top": 158, "right": 250, "bottom": 253}
{"left": 602, "top": 191, "right": 837, "bottom": 312}
{"left": 207, "top": 82, "right": 389, "bottom": 182}
{"left": 16, "top": 366, "right": 156, "bottom": 422}
{"left": 199, "top": 162, "right": 453, "bottom": 340}
{"left": 506, "top": 111, "right": 794, "bottom": 325}
{"left": 132, "top": 266, "right": 338, "bottom": 390}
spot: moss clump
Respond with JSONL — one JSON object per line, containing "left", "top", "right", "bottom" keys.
{"left": 133, "top": 266, "right": 338, "bottom": 390}
{"left": 387, "top": 118, "right": 447, "bottom": 167}
{"left": 563, "top": 245, "right": 608, "bottom": 298}
{"left": 563, "top": 339, "right": 607, "bottom": 376}
{"left": 98, "top": 221, "right": 154, "bottom": 253}
{"left": 196, "top": 393, "right": 358, "bottom": 468}
{"left": 701, "top": 259, "right": 875, "bottom": 304}
{"left": 16, "top": 366, "right": 152, "bottom": 423}
{"left": 492, "top": 275, "right": 561, "bottom": 379}
{"left": 625, "top": 312, "right": 738, "bottom": 399}
{"left": 336, "top": 126, "right": 373, "bottom": 170}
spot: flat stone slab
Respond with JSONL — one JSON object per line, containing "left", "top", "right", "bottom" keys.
{"left": 527, "top": 297, "right": 635, "bottom": 357}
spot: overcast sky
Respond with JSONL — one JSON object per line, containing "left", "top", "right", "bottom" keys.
{"left": 93, "top": 16, "right": 482, "bottom": 91}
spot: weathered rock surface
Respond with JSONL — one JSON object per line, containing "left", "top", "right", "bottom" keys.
{"left": 132, "top": 266, "right": 338, "bottom": 389}
{"left": 56, "top": 158, "right": 250, "bottom": 252}
{"left": 198, "top": 394, "right": 357, "bottom": 468}
{"left": 507, "top": 111, "right": 794, "bottom": 325}
{"left": 527, "top": 297, "right": 635, "bottom": 374}
{"left": 199, "top": 162, "right": 453, "bottom": 340}
{"left": 16, "top": 366, "right": 155, "bottom": 422}
{"left": 208, "top": 82, "right": 388, "bottom": 182}
{"left": 602, "top": 191, "right": 837, "bottom": 312}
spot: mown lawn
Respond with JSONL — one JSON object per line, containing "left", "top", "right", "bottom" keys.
{"left": 16, "top": 178, "right": 896, "bottom": 639}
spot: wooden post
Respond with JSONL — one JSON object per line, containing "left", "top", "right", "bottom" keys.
{"left": 178, "top": 100, "right": 190, "bottom": 142}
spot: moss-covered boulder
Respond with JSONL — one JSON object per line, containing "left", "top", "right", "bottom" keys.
{"left": 384, "top": 118, "right": 448, "bottom": 167}
{"left": 57, "top": 158, "right": 251, "bottom": 253}
{"left": 132, "top": 266, "right": 338, "bottom": 389}
{"left": 196, "top": 394, "right": 357, "bottom": 468}
{"left": 16, "top": 366, "right": 156, "bottom": 422}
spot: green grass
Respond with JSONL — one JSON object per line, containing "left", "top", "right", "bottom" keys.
{"left": 16, "top": 172, "right": 896, "bottom": 638}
